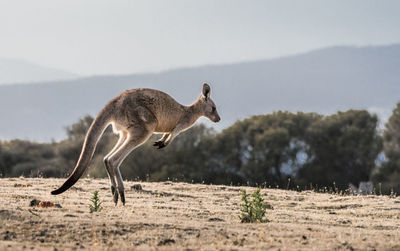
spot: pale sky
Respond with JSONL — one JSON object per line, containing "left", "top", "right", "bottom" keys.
{"left": 0, "top": 0, "right": 399, "bottom": 75}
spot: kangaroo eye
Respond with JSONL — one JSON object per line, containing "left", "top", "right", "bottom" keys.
{"left": 212, "top": 107, "right": 216, "bottom": 112}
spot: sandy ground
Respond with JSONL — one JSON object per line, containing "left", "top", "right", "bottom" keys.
{"left": 0, "top": 178, "right": 399, "bottom": 250}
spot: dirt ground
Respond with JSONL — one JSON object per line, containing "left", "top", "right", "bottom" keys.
{"left": 0, "top": 178, "right": 399, "bottom": 250}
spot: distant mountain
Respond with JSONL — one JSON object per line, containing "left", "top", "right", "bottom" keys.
{"left": 1, "top": 44, "right": 400, "bottom": 141}
{"left": 0, "top": 58, "right": 77, "bottom": 84}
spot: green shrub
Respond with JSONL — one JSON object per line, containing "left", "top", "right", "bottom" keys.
{"left": 89, "top": 190, "right": 103, "bottom": 213}
{"left": 239, "top": 188, "right": 269, "bottom": 223}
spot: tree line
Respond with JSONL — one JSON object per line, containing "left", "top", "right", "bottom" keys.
{"left": 1, "top": 104, "right": 400, "bottom": 194}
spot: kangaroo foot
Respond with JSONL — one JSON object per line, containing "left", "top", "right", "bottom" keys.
{"left": 119, "top": 190, "right": 125, "bottom": 206}
{"left": 111, "top": 186, "right": 119, "bottom": 205}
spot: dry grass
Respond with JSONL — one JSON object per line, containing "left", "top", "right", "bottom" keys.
{"left": 0, "top": 178, "right": 400, "bottom": 250}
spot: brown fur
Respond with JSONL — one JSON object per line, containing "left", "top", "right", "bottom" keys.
{"left": 51, "top": 84, "right": 220, "bottom": 205}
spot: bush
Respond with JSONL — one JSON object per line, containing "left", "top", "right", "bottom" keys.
{"left": 89, "top": 190, "right": 103, "bottom": 213}
{"left": 239, "top": 188, "right": 270, "bottom": 223}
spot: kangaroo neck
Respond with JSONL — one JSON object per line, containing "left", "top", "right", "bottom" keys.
{"left": 185, "top": 98, "right": 203, "bottom": 125}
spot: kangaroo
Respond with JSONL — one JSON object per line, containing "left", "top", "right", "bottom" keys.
{"left": 51, "top": 83, "right": 220, "bottom": 205}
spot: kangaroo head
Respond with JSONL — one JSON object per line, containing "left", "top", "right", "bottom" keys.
{"left": 199, "top": 83, "right": 221, "bottom": 123}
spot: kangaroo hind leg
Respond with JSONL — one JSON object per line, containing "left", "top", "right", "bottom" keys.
{"left": 108, "top": 128, "right": 153, "bottom": 205}
{"left": 104, "top": 130, "right": 128, "bottom": 205}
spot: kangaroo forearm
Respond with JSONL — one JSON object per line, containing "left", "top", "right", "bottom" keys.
{"left": 160, "top": 133, "right": 170, "bottom": 142}
{"left": 163, "top": 124, "right": 187, "bottom": 146}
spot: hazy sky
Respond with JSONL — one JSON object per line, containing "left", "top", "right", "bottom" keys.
{"left": 1, "top": 0, "right": 399, "bottom": 75}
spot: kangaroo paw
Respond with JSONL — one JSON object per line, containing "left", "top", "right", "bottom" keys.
{"left": 154, "top": 141, "right": 166, "bottom": 149}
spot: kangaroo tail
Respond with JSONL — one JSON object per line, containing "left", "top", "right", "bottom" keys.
{"left": 51, "top": 108, "right": 111, "bottom": 195}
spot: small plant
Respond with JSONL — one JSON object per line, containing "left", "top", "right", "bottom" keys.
{"left": 89, "top": 190, "right": 103, "bottom": 213}
{"left": 239, "top": 188, "right": 270, "bottom": 223}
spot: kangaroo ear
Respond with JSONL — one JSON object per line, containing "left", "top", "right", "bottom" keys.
{"left": 202, "top": 83, "right": 211, "bottom": 100}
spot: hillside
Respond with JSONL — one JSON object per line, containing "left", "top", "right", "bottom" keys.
{"left": 0, "top": 178, "right": 399, "bottom": 250}
{"left": 0, "top": 58, "right": 77, "bottom": 85}
{"left": 1, "top": 44, "right": 400, "bottom": 141}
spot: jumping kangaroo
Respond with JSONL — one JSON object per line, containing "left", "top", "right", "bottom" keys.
{"left": 51, "top": 83, "right": 220, "bottom": 205}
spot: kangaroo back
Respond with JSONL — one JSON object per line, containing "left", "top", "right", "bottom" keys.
{"left": 51, "top": 107, "right": 111, "bottom": 195}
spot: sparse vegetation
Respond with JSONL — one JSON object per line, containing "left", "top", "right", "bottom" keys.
{"left": 239, "top": 188, "right": 269, "bottom": 223}
{"left": 89, "top": 190, "right": 102, "bottom": 213}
